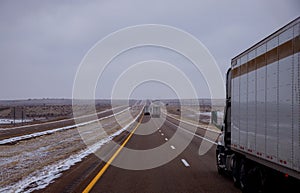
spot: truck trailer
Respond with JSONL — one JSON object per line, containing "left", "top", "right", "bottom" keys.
{"left": 216, "top": 17, "right": 300, "bottom": 192}
{"left": 151, "top": 104, "right": 161, "bottom": 118}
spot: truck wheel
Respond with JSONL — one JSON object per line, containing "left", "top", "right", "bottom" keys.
{"left": 216, "top": 150, "right": 223, "bottom": 174}
{"left": 239, "top": 159, "right": 249, "bottom": 192}
{"left": 232, "top": 155, "right": 240, "bottom": 188}
{"left": 243, "top": 165, "right": 266, "bottom": 193}
{"left": 249, "top": 166, "right": 266, "bottom": 193}
{"left": 239, "top": 159, "right": 261, "bottom": 193}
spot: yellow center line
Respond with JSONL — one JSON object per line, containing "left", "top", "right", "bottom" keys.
{"left": 82, "top": 114, "right": 144, "bottom": 193}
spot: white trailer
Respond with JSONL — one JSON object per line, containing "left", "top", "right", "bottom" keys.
{"left": 151, "top": 105, "right": 161, "bottom": 118}
{"left": 217, "top": 17, "right": 300, "bottom": 193}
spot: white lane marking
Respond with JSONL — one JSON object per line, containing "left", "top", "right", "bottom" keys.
{"left": 159, "top": 130, "right": 161, "bottom": 133}
{"left": 170, "top": 145, "right": 175, "bottom": 150}
{"left": 166, "top": 119, "right": 217, "bottom": 145}
{"left": 161, "top": 133, "right": 164, "bottom": 136}
{"left": 165, "top": 138, "right": 168, "bottom": 141}
{"left": 181, "top": 159, "right": 190, "bottom": 167}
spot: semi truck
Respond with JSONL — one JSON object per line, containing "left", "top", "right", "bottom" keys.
{"left": 216, "top": 17, "right": 300, "bottom": 192}
{"left": 144, "top": 106, "right": 150, "bottom": 115}
{"left": 151, "top": 104, "right": 161, "bottom": 118}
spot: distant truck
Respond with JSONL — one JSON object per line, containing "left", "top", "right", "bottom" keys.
{"left": 151, "top": 105, "right": 161, "bottom": 118}
{"left": 144, "top": 104, "right": 161, "bottom": 117}
{"left": 216, "top": 17, "right": 300, "bottom": 192}
{"left": 144, "top": 106, "right": 150, "bottom": 115}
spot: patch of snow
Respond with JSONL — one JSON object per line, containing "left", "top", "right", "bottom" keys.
{"left": 0, "top": 109, "right": 142, "bottom": 193}
{"left": 0, "top": 107, "right": 130, "bottom": 145}
{"left": 0, "top": 119, "right": 33, "bottom": 125}
{"left": 0, "top": 105, "right": 126, "bottom": 130}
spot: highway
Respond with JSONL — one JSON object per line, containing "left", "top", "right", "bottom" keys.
{"left": 0, "top": 105, "right": 141, "bottom": 192}
{"left": 0, "top": 105, "right": 127, "bottom": 141}
{"left": 39, "top": 112, "right": 241, "bottom": 193}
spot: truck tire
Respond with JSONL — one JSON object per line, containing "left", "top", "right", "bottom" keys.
{"left": 216, "top": 149, "right": 223, "bottom": 174}
{"left": 232, "top": 155, "right": 240, "bottom": 188}
{"left": 239, "top": 159, "right": 266, "bottom": 193}
{"left": 249, "top": 166, "right": 266, "bottom": 193}
{"left": 239, "top": 159, "right": 249, "bottom": 192}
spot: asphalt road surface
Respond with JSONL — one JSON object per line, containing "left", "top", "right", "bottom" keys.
{"left": 41, "top": 114, "right": 240, "bottom": 193}
{"left": 88, "top": 115, "right": 239, "bottom": 193}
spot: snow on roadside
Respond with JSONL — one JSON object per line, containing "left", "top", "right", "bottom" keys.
{"left": 0, "top": 119, "right": 33, "bottom": 125}
{"left": 0, "top": 105, "right": 126, "bottom": 131}
{"left": 0, "top": 107, "right": 130, "bottom": 145}
{"left": 0, "top": 110, "right": 141, "bottom": 193}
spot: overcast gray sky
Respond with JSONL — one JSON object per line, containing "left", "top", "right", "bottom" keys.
{"left": 0, "top": 0, "right": 299, "bottom": 100}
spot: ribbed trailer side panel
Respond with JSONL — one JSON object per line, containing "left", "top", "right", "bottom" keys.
{"left": 293, "top": 22, "right": 299, "bottom": 172}
{"left": 265, "top": 36, "right": 278, "bottom": 162}
{"left": 231, "top": 18, "right": 300, "bottom": 173}
{"left": 278, "top": 27, "right": 293, "bottom": 168}
{"left": 256, "top": 44, "right": 267, "bottom": 157}
{"left": 240, "top": 57, "right": 248, "bottom": 151}
{"left": 247, "top": 50, "right": 256, "bottom": 153}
